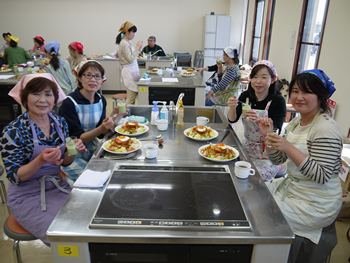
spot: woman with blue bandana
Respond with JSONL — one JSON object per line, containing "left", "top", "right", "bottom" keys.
{"left": 44, "top": 41, "right": 77, "bottom": 96}
{"left": 259, "top": 69, "right": 342, "bottom": 263}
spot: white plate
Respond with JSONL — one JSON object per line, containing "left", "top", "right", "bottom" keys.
{"left": 184, "top": 127, "right": 218, "bottom": 141}
{"left": 103, "top": 139, "right": 142, "bottom": 154}
{"left": 115, "top": 123, "right": 149, "bottom": 136}
{"left": 198, "top": 144, "right": 239, "bottom": 162}
{"left": 0, "top": 68, "right": 12, "bottom": 72}
{"left": 181, "top": 72, "right": 195, "bottom": 77}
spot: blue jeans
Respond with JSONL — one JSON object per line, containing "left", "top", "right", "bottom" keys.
{"left": 205, "top": 98, "right": 215, "bottom": 106}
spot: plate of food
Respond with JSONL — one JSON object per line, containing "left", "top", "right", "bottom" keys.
{"left": 198, "top": 143, "right": 239, "bottom": 162}
{"left": 115, "top": 121, "right": 149, "bottom": 136}
{"left": 186, "top": 68, "right": 196, "bottom": 73}
{"left": 181, "top": 71, "right": 195, "bottom": 77}
{"left": 0, "top": 67, "right": 11, "bottom": 72}
{"left": 147, "top": 67, "right": 160, "bottom": 74}
{"left": 184, "top": 126, "right": 218, "bottom": 141}
{"left": 34, "top": 69, "right": 46, "bottom": 73}
{"left": 103, "top": 136, "right": 142, "bottom": 154}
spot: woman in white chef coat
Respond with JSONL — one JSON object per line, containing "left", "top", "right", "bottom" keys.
{"left": 260, "top": 69, "right": 342, "bottom": 263}
{"left": 116, "top": 21, "right": 143, "bottom": 105}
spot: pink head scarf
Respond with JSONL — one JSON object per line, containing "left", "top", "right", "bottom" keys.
{"left": 249, "top": 60, "right": 278, "bottom": 84}
{"left": 8, "top": 73, "right": 67, "bottom": 107}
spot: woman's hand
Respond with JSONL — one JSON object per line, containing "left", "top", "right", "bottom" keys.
{"left": 265, "top": 132, "right": 291, "bottom": 153}
{"left": 205, "top": 90, "right": 214, "bottom": 101}
{"left": 227, "top": 96, "right": 239, "bottom": 109}
{"left": 136, "top": 41, "right": 143, "bottom": 52}
{"left": 75, "top": 139, "right": 87, "bottom": 153}
{"left": 196, "top": 67, "right": 207, "bottom": 73}
{"left": 217, "top": 63, "right": 224, "bottom": 74}
{"left": 41, "top": 146, "right": 63, "bottom": 166}
{"left": 101, "top": 117, "right": 115, "bottom": 131}
{"left": 245, "top": 109, "right": 259, "bottom": 123}
{"left": 258, "top": 117, "right": 272, "bottom": 137}
{"left": 111, "top": 105, "right": 129, "bottom": 118}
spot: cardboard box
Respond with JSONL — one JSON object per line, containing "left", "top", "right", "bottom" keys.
{"left": 340, "top": 160, "right": 350, "bottom": 193}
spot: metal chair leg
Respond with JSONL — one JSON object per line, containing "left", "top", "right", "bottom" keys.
{"left": 0, "top": 178, "right": 5, "bottom": 204}
{"left": 13, "top": 240, "right": 22, "bottom": 263}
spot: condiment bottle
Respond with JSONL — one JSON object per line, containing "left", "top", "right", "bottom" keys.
{"left": 151, "top": 101, "right": 159, "bottom": 125}
{"left": 159, "top": 101, "right": 168, "bottom": 121}
{"left": 177, "top": 100, "right": 184, "bottom": 126}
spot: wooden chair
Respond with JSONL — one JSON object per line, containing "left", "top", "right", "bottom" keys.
{"left": 4, "top": 214, "right": 38, "bottom": 263}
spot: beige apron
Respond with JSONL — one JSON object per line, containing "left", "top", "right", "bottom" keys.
{"left": 268, "top": 110, "right": 342, "bottom": 244}
{"left": 121, "top": 44, "right": 140, "bottom": 92}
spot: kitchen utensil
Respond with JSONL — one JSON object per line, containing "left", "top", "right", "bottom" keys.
{"left": 139, "top": 135, "right": 163, "bottom": 141}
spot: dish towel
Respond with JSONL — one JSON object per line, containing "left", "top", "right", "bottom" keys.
{"left": 73, "top": 169, "right": 111, "bottom": 188}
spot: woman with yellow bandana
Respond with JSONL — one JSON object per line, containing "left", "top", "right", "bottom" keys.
{"left": 3, "top": 35, "right": 32, "bottom": 68}
{"left": 116, "top": 21, "right": 143, "bottom": 105}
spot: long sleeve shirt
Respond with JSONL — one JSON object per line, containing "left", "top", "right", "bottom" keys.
{"left": 211, "top": 65, "right": 240, "bottom": 93}
{"left": 119, "top": 39, "right": 140, "bottom": 65}
{"left": 267, "top": 113, "right": 343, "bottom": 184}
{"left": 229, "top": 92, "right": 287, "bottom": 131}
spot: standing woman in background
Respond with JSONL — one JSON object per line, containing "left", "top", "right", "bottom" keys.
{"left": 31, "top": 36, "right": 46, "bottom": 55}
{"left": 65, "top": 42, "right": 87, "bottom": 71}
{"left": 44, "top": 41, "right": 76, "bottom": 96}
{"left": 116, "top": 21, "right": 143, "bottom": 105}
{"left": 3, "top": 35, "right": 32, "bottom": 68}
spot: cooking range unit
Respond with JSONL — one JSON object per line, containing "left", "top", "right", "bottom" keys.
{"left": 90, "top": 165, "right": 251, "bottom": 231}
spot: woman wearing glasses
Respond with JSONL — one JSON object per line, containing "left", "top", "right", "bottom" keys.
{"left": 59, "top": 61, "right": 126, "bottom": 185}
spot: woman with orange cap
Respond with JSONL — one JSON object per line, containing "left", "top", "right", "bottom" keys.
{"left": 65, "top": 41, "right": 87, "bottom": 71}
{"left": 116, "top": 21, "right": 143, "bottom": 105}
{"left": 31, "top": 36, "right": 46, "bottom": 55}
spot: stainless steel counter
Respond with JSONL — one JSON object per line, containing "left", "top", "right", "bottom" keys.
{"left": 137, "top": 72, "right": 206, "bottom": 106}
{"left": 47, "top": 106, "right": 293, "bottom": 263}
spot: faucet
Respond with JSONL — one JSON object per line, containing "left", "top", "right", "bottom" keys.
{"left": 152, "top": 49, "right": 163, "bottom": 57}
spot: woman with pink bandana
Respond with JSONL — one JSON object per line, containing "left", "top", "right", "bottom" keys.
{"left": 227, "top": 60, "right": 286, "bottom": 181}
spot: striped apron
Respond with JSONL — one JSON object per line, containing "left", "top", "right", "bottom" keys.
{"left": 61, "top": 94, "right": 103, "bottom": 181}
{"left": 268, "top": 110, "right": 342, "bottom": 244}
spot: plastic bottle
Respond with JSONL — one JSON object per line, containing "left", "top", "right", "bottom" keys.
{"left": 151, "top": 101, "right": 159, "bottom": 125}
{"left": 177, "top": 100, "right": 184, "bottom": 126}
{"left": 159, "top": 101, "right": 168, "bottom": 121}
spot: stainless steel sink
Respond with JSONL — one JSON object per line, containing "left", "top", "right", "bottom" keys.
{"left": 128, "top": 105, "right": 224, "bottom": 123}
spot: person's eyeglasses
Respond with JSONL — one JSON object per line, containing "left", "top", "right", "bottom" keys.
{"left": 83, "top": 73, "right": 102, "bottom": 80}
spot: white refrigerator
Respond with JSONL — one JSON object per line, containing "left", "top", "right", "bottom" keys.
{"left": 203, "top": 14, "right": 231, "bottom": 82}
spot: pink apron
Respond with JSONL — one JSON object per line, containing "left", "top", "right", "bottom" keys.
{"left": 7, "top": 112, "right": 71, "bottom": 246}
{"left": 242, "top": 101, "right": 282, "bottom": 181}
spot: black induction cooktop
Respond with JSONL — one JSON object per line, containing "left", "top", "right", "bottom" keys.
{"left": 90, "top": 165, "right": 251, "bottom": 231}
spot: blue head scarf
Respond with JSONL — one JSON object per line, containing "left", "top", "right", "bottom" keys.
{"left": 45, "top": 41, "right": 60, "bottom": 55}
{"left": 301, "top": 69, "right": 335, "bottom": 99}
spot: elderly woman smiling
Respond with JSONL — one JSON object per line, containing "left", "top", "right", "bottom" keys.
{"left": 1, "top": 73, "right": 86, "bottom": 246}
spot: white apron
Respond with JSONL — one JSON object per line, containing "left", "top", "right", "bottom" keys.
{"left": 268, "top": 111, "right": 342, "bottom": 244}
{"left": 242, "top": 100, "right": 281, "bottom": 181}
{"left": 121, "top": 43, "right": 140, "bottom": 92}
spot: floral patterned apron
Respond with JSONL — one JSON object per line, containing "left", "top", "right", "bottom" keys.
{"left": 242, "top": 100, "right": 282, "bottom": 181}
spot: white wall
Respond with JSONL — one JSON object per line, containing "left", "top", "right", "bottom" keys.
{"left": 0, "top": 0, "right": 230, "bottom": 57}
{"left": 243, "top": 0, "right": 350, "bottom": 137}
{"left": 229, "top": 0, "right": 247, "bottom": 56}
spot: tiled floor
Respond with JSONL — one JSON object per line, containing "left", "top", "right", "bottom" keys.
{"left": 0, "top": 96, "right": 349, "bottom": 262}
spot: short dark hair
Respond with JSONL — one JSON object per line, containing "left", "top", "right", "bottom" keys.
{"left": 77, "top": 61, "right": 105, "bottom": 90}
{"left": 9, "top": 40, "right": 17, "bottom": 47}
{"left": 2, "top": 32, "right": 11, "bottom": 39}
{"left": 34, "top": 38, "right": 44, "bottom": 46}
{"left": 116, "top": 26, "right": 138, "bottom": 44}
{"left": 289, "top": 72, "right": 331, "bottom": 115}
{"left": 148, "top": 36, "right": 156, "bottom": 41}
{"left": 20, "top": 77, "right": 59, "bottom": 111}
{"left": 245, "top": 64, "right": 280, "bottom": 102}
